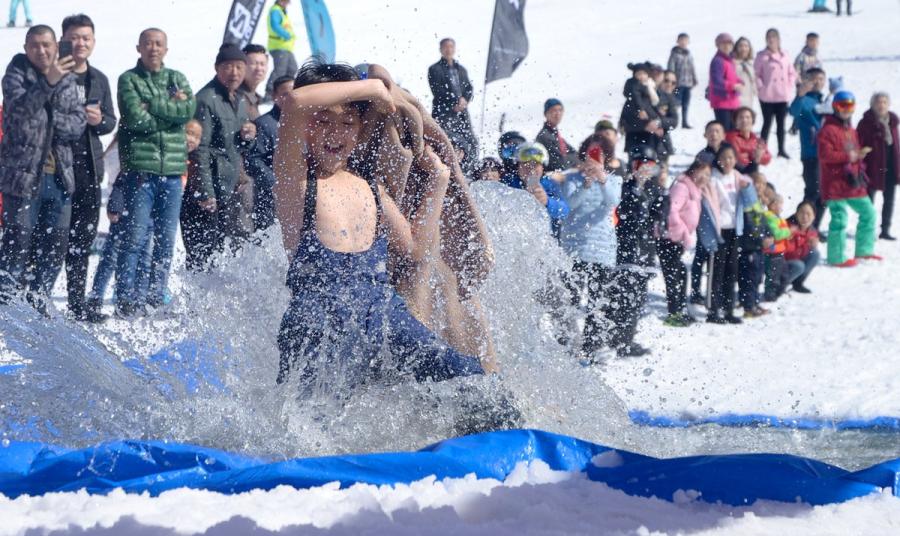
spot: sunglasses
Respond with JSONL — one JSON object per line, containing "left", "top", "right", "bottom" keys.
{"left": 518, "top": 147, "right": 546, "bottom": 164}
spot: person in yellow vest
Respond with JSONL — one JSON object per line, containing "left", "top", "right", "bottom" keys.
{"left": 266, "top": 0, "right": 297, "bottom": 99}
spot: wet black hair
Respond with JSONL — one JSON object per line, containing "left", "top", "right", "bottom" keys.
{"left": 25, "top": 25, "right": 55, "bottom": 42}
{"left": 293, "top": 59, "right": 369, "bottom": 116}
{"left": 273, "top": 75, "right": 295, "bottom": 89}
{"left": 62, "top": 14, "right": 94, "bottom": 35}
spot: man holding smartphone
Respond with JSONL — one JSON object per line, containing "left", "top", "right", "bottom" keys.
{"left": 59, "top": 14, "right": 117, "bottom": 323}
{"left": 0, "top": 25, "right": 85, "bottom": 312}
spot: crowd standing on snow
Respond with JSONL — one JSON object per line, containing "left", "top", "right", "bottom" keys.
{"left": 0, "top": 12, "right": 897, "bottom": 366}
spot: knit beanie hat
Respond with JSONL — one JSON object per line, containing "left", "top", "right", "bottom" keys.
{"left": 216, "top": 44, "right": 248, "bottom": 66}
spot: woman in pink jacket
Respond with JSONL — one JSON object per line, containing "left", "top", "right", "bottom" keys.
{"left": 659, "top": 159, "right": 713, "bottom": 326}
{"left": 754, "top": 28, "right": 797, "bottom": 158}
{"left": 709, "top": 33, "right": 743, "bottom": 131}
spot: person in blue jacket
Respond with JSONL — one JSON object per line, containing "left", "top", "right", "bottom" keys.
{"left": 558, "top": 134, "right": 622, "bottom": 360}
{"left": 504, "top": 141, "right": 570, "bottom": 236}
{"left": 790, "top": 67, "right": 827, "bottom": 232}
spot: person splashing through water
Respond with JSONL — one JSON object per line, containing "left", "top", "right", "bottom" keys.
{"left": 273, "top": 61, "right": 487, "bottom": 398}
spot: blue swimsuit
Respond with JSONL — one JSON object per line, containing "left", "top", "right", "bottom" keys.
{"left": 277, "top": 172, "right": 484, "bottom": 393}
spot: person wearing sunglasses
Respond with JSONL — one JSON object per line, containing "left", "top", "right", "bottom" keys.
{"left": 817, "top": 90, "right": 880, "bottom": 266}
{"left": 497, "top": 130, "right": 526, "bottom": 186}
{"left": 504, "top": 142, "right": 570, "bottom": 237}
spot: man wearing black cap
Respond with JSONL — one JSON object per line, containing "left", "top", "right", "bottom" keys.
{"left": 182, "top": 44, "right": 256, "bottom": 270}
{"left": 536, "top": 98, "right": 576, "bottom": 172}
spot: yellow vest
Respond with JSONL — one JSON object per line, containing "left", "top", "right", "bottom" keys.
{"left": 267, "top": 4, "right": 296, "bottom": 52}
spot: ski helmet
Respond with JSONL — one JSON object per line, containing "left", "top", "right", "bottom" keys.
{"left": 832, "top": 90, "right": 856, "bottom": 113}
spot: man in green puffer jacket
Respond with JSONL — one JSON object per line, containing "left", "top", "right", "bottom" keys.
{"left": 181, "top": 44, "right": 256, "bottom": 271}
{"left": 114, "top": 27, "right": 196, "bottom": 317}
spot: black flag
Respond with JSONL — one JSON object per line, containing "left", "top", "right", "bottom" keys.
{"left": 485, "top": 0, "right": 529, "bottom": 84}
{"left": 222, "top": 0, "right": 267, "bottom": 48}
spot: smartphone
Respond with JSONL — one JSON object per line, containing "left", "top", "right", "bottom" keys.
{"left": 58, "top": 40, "right": 73, "bottom": 59}
{"left": 167, "top": 82, "right": 180, "bottom": 98}
{"left": 587, "top": 145, "right": 602, "bottom": 163}
{"left": 86, "top": 98, "right": 100, "bottom": 107}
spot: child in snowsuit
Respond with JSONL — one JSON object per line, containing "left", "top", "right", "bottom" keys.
{"left": 738, "top": 173, "right": 773, "bottom": 318}
{"left": 763, "top": 193, "right": 793, "bottom": 301}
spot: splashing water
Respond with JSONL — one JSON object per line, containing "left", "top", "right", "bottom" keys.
{"left": 1, "top": 181, "right": 898, "bottom": 469}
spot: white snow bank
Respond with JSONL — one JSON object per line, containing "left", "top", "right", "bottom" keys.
{"left": 3, "top": 461, "right": 900, "bottom": 536}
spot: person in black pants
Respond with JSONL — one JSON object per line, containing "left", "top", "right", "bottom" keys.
{"left": 756, "top": 29, "right": 796, "bottom": 158}
{"left": 60, "top": 15, "right": 117, "bottom": 322}
{"left": 609, "top": 144, "right": 660, "bottom": 357}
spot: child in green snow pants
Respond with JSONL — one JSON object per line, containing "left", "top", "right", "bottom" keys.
{"left": 827, "top": 196, "right": 876, "bottom": 264}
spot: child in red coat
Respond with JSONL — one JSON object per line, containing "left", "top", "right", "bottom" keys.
{"left": 817, "top": 91, "right": 879, "bottom": 266}
{"left": 785, "top": 201, "right": 821, "bottom": 292}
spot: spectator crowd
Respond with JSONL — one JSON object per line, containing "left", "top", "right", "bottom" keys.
{"left": 0, "top": 13, "right": 897, "bottom": 367}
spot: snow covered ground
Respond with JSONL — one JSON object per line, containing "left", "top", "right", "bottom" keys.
{"left": 4, "top": 460, "right": 900, "bottom": 536}
{"left": 3, "top": 0, "right": 900, "bottom": 534}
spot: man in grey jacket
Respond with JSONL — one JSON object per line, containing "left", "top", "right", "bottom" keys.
{"left": 0, "top": 25, "right": 86, "bottom": 311}
{"left": 182, "top": 44, "right": 256, "bottom": 270}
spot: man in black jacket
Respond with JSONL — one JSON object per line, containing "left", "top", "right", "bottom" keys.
{"left": 246, "top": 75, "right": 293, "bottom": 231}
{"left": 0, "top": 25, "right": 85, "bottom": 311}
{"left": 183, "top": 44, "right": 256, "bottom": 270}
{"left": 535, "top": 98, "right": 577, "bottom": 171}
{"left": 428, "top": 38, "right": 477, "bottom": 168}
{"left": 60, "top": 14, "right": 117, "bottom": 322}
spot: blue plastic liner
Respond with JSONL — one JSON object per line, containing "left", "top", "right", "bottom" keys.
{"left": 629, "top": 410, "right": 900, "bottom": 431}
{"left": 1, "top": 429, "right": 898, "bottom": 506}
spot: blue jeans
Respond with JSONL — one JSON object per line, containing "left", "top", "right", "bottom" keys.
{"left": 787, "top": 249, "right": 821, "bottom": 286}
{"left": 89, "top": 217, "right": 152, "bottom": 303}
{"left": 8, "top": 0, "right": 31, "bottom": 23}
{"left": 0, "top": 174, "right": 71, "bottom": 296}
{"left": 115, "top": 173, "right": 183, "bottom": 307}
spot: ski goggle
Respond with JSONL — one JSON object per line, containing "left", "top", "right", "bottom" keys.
{"left": 517, "top": 146, "right": 547, "bottom": 164}
{"left": 833, "top": 99, "right": 855, "bottom": 113}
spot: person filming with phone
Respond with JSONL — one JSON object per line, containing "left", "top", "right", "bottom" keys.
{"left": 115, "top": 27, "right": 195, "bottom": 317}
{"left": 58, "top": 14, "right": 117, "bottom": 323}
{"left": 0, "top": 24, "right": 86, "bottom": 313}
{"left": 505, "top": 141, "right": 570, "bottom": 237}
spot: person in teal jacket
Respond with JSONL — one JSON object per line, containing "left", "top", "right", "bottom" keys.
{"left": 789, "top": 67, "right": 827, "bottom": 232}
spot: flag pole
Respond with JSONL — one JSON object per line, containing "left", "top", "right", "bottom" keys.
{"left": 481, "top": 0, "right": 499, "bottom": 138}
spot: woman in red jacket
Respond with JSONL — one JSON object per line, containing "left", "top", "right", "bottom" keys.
{"left": 857, "top": 92, "right": 899, "bottom": 240}
{"left": 725, "top": 107, "right": 772, "bottom": 174}
{"left": 817, "top": 91, "right": 879, "bottom": 266}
